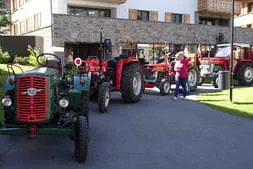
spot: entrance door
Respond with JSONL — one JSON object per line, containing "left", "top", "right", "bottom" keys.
{"left": 65, "top": 42, "right": 100, "bottom": 60}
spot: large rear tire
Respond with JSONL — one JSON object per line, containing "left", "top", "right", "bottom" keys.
{"left": 121, "top": 63, "right": 144, "bottom": 103}
{"left": 237, "top": 62, "right": 253, "bottom": 86}
{"left": 159, "top": 79, "right": 171, "bottom": 95}
{"left": 98, "top": 82, "right": 110, "bottom": 113}
{"left": 74, "top": 116, "right": 89, "bottom": 163}
{"left": 188, "top": 66, "right": 199, "bottom": 92}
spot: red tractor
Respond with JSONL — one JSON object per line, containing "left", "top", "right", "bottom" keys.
{"left": 143, "top": 51, "right": 199, "bottom": 95}
{"left": 81, "top": 29, "right": 144, "bottom": 113}
{"left": 199, "top": 43, "right": 253, "bottom": 87}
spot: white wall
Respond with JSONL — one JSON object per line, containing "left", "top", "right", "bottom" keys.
{"left": 52, "top": 0, "right": 119, "bottom": 14}
{"left": 234, "top": 14, "right": 253, "bottom": 27}
{"left": 117, "top": 0, "right": 197, "bottom": 23}
{"left": 12, "top": 0, "right": 52, "bottom": 27}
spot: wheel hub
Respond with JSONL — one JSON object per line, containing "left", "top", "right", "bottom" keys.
{"left": 244, "top": 66, "right": 253, "bottom": 83}
{"left": 133, "top": 72, "right": 142, "bottom": 96}
{"left": 164, "top": 81, "right": 170, "bottom": 93}
{"left": 105, "top": 88, "right": 110, "bottom": 107}
{"left": 188, "top": 69, "right": 197, "bottom": 87}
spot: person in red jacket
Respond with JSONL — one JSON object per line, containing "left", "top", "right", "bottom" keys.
{"left": 173, "top": 51, "right": 189, "bottom": 100}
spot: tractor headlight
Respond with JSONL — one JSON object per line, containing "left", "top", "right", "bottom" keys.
{"left": 1, "top": 96, "right": 12, "bottom": 107}
{"left": 59, "top": 98, "right": 69, "bottom": 108}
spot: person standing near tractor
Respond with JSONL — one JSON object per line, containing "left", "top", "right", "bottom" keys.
{"left": 173, "top": 51, "right": 189, "bottom": 100}
{"left": 65, "top": 48, "right": 74, "bottom": 64}
{"left": 182, "top": 54, "right": 192, "bottom": 95}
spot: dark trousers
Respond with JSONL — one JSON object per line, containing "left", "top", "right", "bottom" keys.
{"left": 174, "top": 77, "right": 188, "bottom": 97}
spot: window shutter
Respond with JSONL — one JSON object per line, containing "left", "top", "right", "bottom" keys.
{"left": 165, "top": 12, "right": 172, "bottom": 22}
{"left": 129, "top": 9, "right": 137, "bottom": 20}
{"left": 183, "top": 14, "right": 190, "bottom": 24}
{"left": 151, "top": 11, "right": 158, "bottom": 21}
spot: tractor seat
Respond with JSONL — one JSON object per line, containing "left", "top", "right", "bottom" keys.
{"left": 115, "top": 54, "right": 128, "bottom": 60}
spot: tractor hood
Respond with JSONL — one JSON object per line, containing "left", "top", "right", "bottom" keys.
{"left": 143, "top": 63, "right": 168, "bottom": 72}
{"left": 16, "top": 67, "right": 60, "bottom": 78}
{"left": 201, "top": 57, "right": 230, "bottom": 65}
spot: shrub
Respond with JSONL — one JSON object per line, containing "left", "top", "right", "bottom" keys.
{"left": 14, "top": 56, "right": 29, "bottom": 65}
{"left": 0, "top": 49, "right": 11, "bottom": 63}
{"left": 27, "top": 47, "right": 40, "bottom": 66}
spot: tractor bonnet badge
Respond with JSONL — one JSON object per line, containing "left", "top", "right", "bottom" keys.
{"left": 21, "top": 88, "right": 44, "bottom": 96}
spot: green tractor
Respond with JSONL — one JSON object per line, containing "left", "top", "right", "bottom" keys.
{"left": 1, "top": 53, "right": 90, "bottom": 163}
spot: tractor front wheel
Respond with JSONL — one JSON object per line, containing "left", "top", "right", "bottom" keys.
{"left": 4, "top": 107, "right": 14, "bottom": 126}
{"left": 159, "top": 79, "right": 171, "bottom": 95}
{"left": 188, "top": 66, "right": 199, "bottom": 92}
{"left": 98, "top": 82, "right": 111, "bottom": 113}
{"left": 74, "top": 116, "right": 88, "bottom": 163}
{"left": 121, "top": 63, "right": 144, "bottom": 102}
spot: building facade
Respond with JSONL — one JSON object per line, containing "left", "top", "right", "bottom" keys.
{"left": 235, "top": 0, "right": 253, "bottom": 28}
{"left": 10, "top": 0, "right": 252, "bottom": 59}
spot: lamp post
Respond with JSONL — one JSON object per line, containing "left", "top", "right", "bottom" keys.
{"left": 230, "top": 0, "right": 235, "bottom": 102}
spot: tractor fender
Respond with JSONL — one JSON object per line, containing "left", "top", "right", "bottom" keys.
{"left": 116, "top": 60, "right": 140, "bottom": 90}
{"left": 73, "top": 75, "right": 90, "bottom": 91}
{"left": 115, "top": 59, "right": 124, "bottom": 90}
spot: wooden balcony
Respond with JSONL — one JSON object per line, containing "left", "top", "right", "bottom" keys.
{"left": 198, "top": 0, "right": 241, "bottom": 15}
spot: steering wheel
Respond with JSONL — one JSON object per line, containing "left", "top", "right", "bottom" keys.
{"left": 37, "top": 53, "right": 61, "bottom": 67}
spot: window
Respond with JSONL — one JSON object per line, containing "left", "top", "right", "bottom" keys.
{"left": 172, "top": 14, "right": 183, "bottom": 24}
{"left": 12, "top": 0, "right": 17, "bottom": 11}
{"left": 13, "top": 23, "right": 18, "bottom": 35}
{"left": 218, "top": 19, "right": 229, "bottom": 26}
{"left": 137, "top": 10, "right": 149, "bottom": 21}
{"left": 215, "top": 46, "right": 231, "bottom": 58}
{"left": 248, "top": 3, "right": 253, "bottom": 13}
{"left": 26, "top": 16, "right": 34, "bottom": 32}
{"left": 34, "top": 13, "right": 41, "bottom": 30}
{"left": 19, "top": 21, "right": 26, "bottom": 34}
{"left": 68, "top": 6, "right": 111, "bottom": 18}
{"left": 19, "top": 0, "right": 24, "bottom": 7}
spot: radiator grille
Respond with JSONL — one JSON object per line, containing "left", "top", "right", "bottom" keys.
{"left": 17, "top": 76, "right": 48, "bottom": 122}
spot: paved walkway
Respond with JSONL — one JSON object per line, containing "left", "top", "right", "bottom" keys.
{"left": 0, "top": 84, "right": 253, "bottom": 169}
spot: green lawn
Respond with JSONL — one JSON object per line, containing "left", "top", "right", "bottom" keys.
{"left": 0, "top": 64, "right": 34, "bottom": 124}
{"left": 197, "top": 87, "right": 253, "bottom": 119}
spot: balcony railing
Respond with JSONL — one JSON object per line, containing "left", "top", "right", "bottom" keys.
{"left": 198, "top": 0, "right": 241, "bottom": 15}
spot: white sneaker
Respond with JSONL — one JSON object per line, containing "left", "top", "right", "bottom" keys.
{"left": 172, "top": 96, "right": 178, "bottom": 100}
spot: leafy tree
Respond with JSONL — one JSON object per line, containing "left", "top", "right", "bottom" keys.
{"left": 0, "top": 14, "right": 8, "bottom": 27}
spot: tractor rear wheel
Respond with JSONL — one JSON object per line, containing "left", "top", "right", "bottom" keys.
{"left": 98, "top": 82, "right": 111, "bottom": 113}
{"left": 74, "top": 116, "right": 88, "bottom": 163}
{"left": 121, "top": 63, "right": 144, "bottom": 102}
{"left": 159, "top": 79, "right": 171, "bottom": 95}
{"left": 237, "top": 62, "right": 253, "bottom": 86}
{"left": 188, "top": 66, "right": 199, "bottom": 92}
